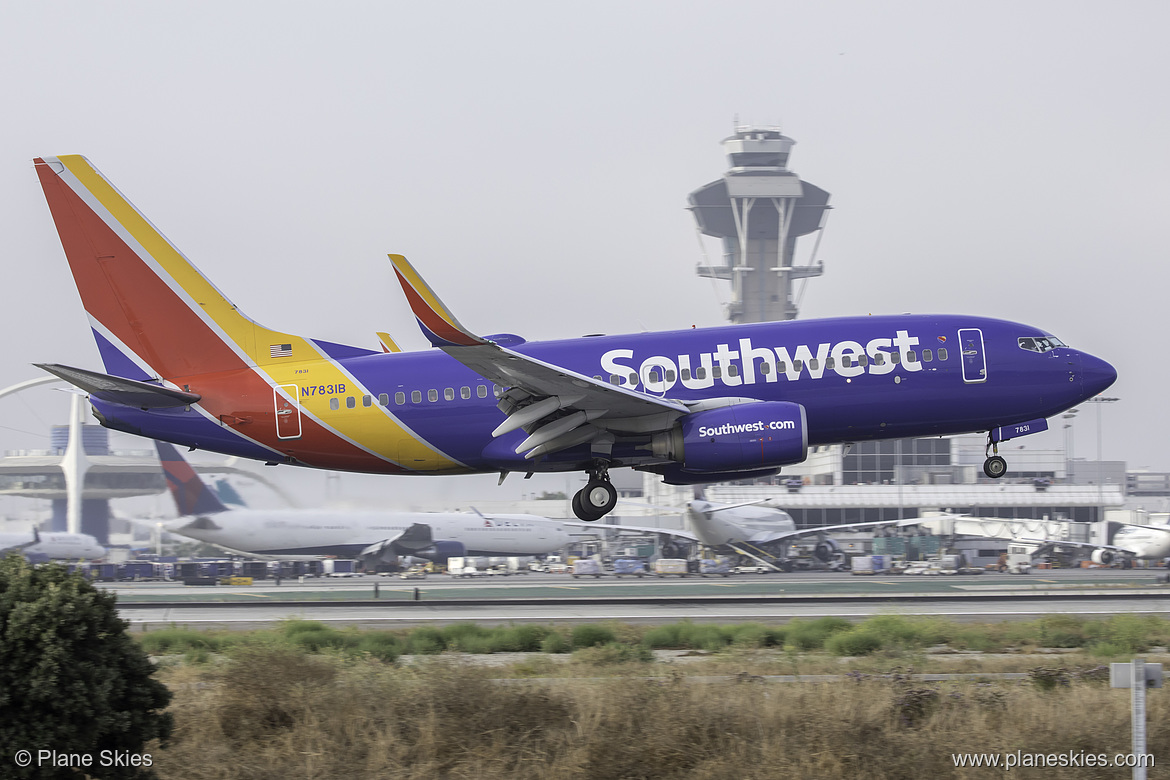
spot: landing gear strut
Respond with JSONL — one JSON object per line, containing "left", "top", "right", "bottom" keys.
{"left": 983, "top": 434, "right": 1007, "bottom": 479}
{"left": 573, "top": 461, "right": 617, "bottom": 522}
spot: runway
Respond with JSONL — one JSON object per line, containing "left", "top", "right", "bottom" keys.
{"left": 109, "top": 568, "right": 1170, "bottom": 630}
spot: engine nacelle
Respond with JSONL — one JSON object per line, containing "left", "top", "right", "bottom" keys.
{"left": 412, "top": 541, "right": 467, "bottom": 564}
{"left": 813, "top": 538, "right": 841, "bottom": 563}
{"left": 1091, "top": 549, "right": 1115, "bottom": 565}
{"left": 652, "top": 401, "right": 808, "bottom": 473}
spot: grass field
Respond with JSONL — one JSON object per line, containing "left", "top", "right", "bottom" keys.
{"left": 140, "top": 615, "right": 1170, "bottom": 779}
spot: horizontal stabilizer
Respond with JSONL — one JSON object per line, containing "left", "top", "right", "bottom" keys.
{"left": 36, "top": 363, "right": 201, "bottom": 408}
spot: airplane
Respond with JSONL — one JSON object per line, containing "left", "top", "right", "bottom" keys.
{"left": 152, "top": 440, "right": 576, "bottom": 564}
{"left": 618, "top": 495, "right": 903, "bottom": 570}
{"left": 33, "top": 155, "right": 1117, "bottom": 522}
{"left": 903, "top": 513, "right": 1170, "bottom": 566}
{"left": 0, "top": 529, "right": 106, "bottom": 562}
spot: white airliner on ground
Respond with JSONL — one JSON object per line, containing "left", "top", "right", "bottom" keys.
{"left": 156, "top": 441, "right": 571, "bottom": 564}
{"left": 0, "top": 530, "right": 105, "bottom": 561}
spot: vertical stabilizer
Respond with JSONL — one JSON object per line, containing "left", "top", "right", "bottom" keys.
{"left": 156, "top": 441, "right": 228, "bottom": 516}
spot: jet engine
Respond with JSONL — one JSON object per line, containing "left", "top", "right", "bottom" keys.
{"left": 651, "top": 401, "right": 807, "bottom": 474}
{"left": 1090, "top": 549, "right": 1115, "bottom": 565}
{"left": 813, "top": 538, "right": 841, "bottom": 563}
{"left": 411, "top": 540, "right": 467, "bottom": 564}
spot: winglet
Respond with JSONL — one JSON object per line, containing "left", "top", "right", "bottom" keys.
{"left": 375, "top": 332, "right": 403, "bottom": 353}
{"left": 389, "top": 254, "right": 489, "bottom": 348}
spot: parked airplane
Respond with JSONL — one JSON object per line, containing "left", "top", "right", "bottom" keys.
{"left": 34, "top": 155, "right": 1117, "bottom": 522}
{"left": 153, "top": 441, "right": 571, "bottom": 564}
{"left": 906, "top": 513, "right": 1170, "bottom": 565}
{"left": 0, "top": 529, "right": 105, "bottom": 561}
{"left": 622, "top": 496, "right": 900, "bottom": 570}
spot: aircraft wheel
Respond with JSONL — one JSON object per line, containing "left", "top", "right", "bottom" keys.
{"left": 983, "top": 455, "right": 1008, "bottom": 479}
{"left": 582, "top": 479, "right": 617, "bottom": 516}
{"left": 572, "top": 489, "right": 603, "bottom": 522}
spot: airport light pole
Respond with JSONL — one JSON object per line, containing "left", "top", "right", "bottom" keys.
{"left": 1088, "top": 397, "right": 1120, "bottom": 520}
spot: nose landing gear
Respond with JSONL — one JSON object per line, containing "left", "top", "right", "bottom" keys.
{"left": 984, "top": 434, "right": 1007, "bottom": 479}
{"left": 572, "top": 461, "right": 618, "bottom": 521}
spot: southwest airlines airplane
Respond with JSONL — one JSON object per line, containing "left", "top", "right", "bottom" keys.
{"left": 153, "top": 441, "right": 571, "bottom": 563}
{"left": 32, "top": 156, "right": 1116, "bottom": 522}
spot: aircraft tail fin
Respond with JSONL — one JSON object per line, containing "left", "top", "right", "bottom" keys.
{"left": 34, "top": 156, "right": 375, "bottom": 381}
{"left": 156, "top": 440, "right": 229, "bottom": 516}
{"left": 388, "top": 254, "right": 490, "bottom": 348}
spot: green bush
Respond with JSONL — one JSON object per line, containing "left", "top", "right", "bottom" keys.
{"left": 355, "top": 632, "right": 403, "bottom": 662}
{"left": 138, "top": 627, "right": 222, "bottom": 655}
{"left": 826, "top": 629, "right": 884, "bottom": 656}
{"left": 406, "top": 626, "right": 447, "bottom": 654}
{"left": 786, "top": 617, "right": 852, "bottom": 651}
{"left": 541, "top": 632, "right": 571, "bottom": 654}
{"left": 571, "top": 624, "right": 616, "bottom": 649}
{"left": 0, "top": 554, "right": 172, "bottom": 779}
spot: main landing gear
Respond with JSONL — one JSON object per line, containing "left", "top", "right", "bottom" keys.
{"left": 572, "top": 461, "right": 618, "bottom": 522}
{"left": 983, "top": 434, "right": 1008, "bottom": 479}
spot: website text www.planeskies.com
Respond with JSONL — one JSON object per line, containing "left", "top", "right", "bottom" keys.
{"left": 952, "top": 750, "right": 1153, "bottom": 770}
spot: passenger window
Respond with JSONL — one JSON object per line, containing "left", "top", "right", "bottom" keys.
{"left": 793, "top": 360, "right": 803, "bottom": 372}
{"left": 826, "top": 357, "right": 835, "bottom": 370}
{"left": 493, "top": 385, "right": 503, "bottom": 398}
{"left": 460, "top": 386, "right": 471, "bottom": 400}
{"left": 695, "top": 367, "right": 706, "bottom": 380}
{"left": 610, "top": 374, "right": 620, "bottom": 385}
{"left": 712, "top": 366, "right": 722, "bottom": 379}
{"left": 477, "top": 385, "right": 488, "bottom": 398}
{"left": 443, "top": 388, "right": 454, "bottom": 401}
{"left": 938, "top": 348, "right": 948, "bottom": 361}
{"left": 411, "top": 390, "right": 422, "bottom": 404}
{"left": 391, "top": 392, "right": 403, "bottom": 405}
{"left": 922, "top": 349, "right": 933, "bottom": 363}
{"left": 363, "top": 395, "right": 372, "bottom": 407}
{"left": 760, "top": 363, "right": 771, "bottom": 375}
{"left": 874, "top": 354, "right": 886, "bottom": 366}
{"left": 907, "top": 351, "right": 917, "bottom": 363}
{"left": 329, "top": 398, "right": 339, "bottom": 411}
{"left": 681, "top": 368, "right": 691, "bottom": 380}
{"left": 665, "top": 370, "right": 676, "bottom": 382}
{"left": 428, "top": 389, "right": 438, "bottom": 402}
{"left": 728, "top": 365, "right": 739, "bottom": 377}
{"left": 628, "top": 373, "right": 638, "bottom": 385}
{"left": 842, "top": 356, "right": 852, "bottom": 368}
{"left": 858, "top": 355, "right": 868, "bottom": 367}
{"left": 808, "top": 359, "right": 819, "bottom": 371}
{"left": 776, "top": 362, "right": 786, "bottom": 373}
{"left": 648, "top": 370, "right": 660, "bottom": 383}
{"left": 890, "top": 352, "right": 900, "bottom": 365}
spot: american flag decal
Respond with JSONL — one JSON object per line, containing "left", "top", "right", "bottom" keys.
{"left": 270, "top": 343, "right": 293, "bottom": 358}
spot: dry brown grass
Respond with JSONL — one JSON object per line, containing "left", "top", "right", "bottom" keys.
{"left": 148, "top": 646, "right": 1170, "bottom": 780}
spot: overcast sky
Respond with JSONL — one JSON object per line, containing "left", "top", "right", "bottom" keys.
{"left": 0, "top": 1, "right": 1165, "bottom": 511}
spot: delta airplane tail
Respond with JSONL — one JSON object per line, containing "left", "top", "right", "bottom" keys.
{"left": 33, "top": 155, "right": 376, "bottom": 383}
{"left": 156, "top": 440, "right": 228, "bottom": 516}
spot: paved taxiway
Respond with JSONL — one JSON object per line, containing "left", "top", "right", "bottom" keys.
{"left": 107, "top": 569, "right": 1170, "bottom": 630}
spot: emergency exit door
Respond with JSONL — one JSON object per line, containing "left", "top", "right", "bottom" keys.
{"left": 274, "top": 384, "right": 303, "bottom": 439}
{"left": 957, "top": 328, "right": 987, "bottom": 384}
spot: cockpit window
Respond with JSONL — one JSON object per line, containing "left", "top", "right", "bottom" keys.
{"left": 1018, "top": 336, "right": 1066, "bottom": 353}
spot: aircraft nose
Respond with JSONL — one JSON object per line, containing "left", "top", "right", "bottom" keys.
{"left": 1080, "top": 352, "right": 1117, "bottom": 397}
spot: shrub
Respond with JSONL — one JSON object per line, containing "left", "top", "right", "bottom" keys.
{"left": 786, "top": 617, "right": 852, "bottom": 651}
{"left": 406, "top": 626, "right": 448, "bottom": 654}
{"left": 826, "top": 629, "right": 884, "bottom": 657}
{"left": 541, "top": 631, "right": 571, "bottom": 654}
{"left": 355, "top": 632, "right": 403, "bottom": 662}
{"left": 573, "top": 642, "right": 653, "bottom": 666}
{"left": 138, "top": 627, "right": 222, "bottom": 655}
{"left": 571, "top": 624, "right": 617, "bottom": 649}
{"left": 0, "top": 554, "right": 172, "bottom": 779}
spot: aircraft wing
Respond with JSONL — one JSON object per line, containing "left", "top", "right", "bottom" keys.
{"left": 560, "top": 520, "right": 700, "bottom": 542}
{"left": 390, "top": 254, "right": 688, "bottom": 459}
{"left": 36, "top": 363, "right": 201, "bottom": 408}
{"left": 359, "top": 523, "right": 434, "bottom": 558}
{"left": 1016, "top": 537, "right": 1131, "bottom": 554}
{"left": 749, "top": 519, "right": 904, "bottom": 546}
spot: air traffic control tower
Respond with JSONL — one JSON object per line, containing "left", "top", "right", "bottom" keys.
{"left": 689, "top": 127, "right": 831, "bottom": 323}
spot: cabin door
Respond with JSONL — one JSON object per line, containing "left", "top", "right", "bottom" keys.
{"left": 957, "top": 328, "right": 987, "bottom": 384}
{"left": 274, "top": 384, "right": 303, "bottom": 439}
